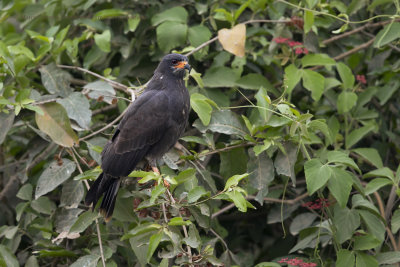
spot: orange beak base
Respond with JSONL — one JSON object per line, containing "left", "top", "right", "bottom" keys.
{"left": 174, "top": 61, "right": 188, "bottom": 69}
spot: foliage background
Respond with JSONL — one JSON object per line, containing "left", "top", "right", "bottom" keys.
{"left": 1, "top": 0, "right": 400, "bottom": 266}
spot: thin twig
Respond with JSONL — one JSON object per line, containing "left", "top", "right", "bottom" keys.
{"left": 161, "top": 203, "right": 168, "bottom": 223}
{"left": 209, "top": 228, "right": 229, "bottom": 250}
{"left": 322, "top": 20, "right": 397, "bottom": 45}
{"left": 79, "top": 107, "right": 129, "bottom": 141}
{"left": 176, "top": 143, "right": 252, "bottom": 165}
{"left": 165, "top": 188, "right": 193, "bottom": 265}
{"left": 362, "top": 30, "right": 400, "bottom": 52}
{"left": 333, "top": 38, "right": 375, "bottom": 61}
{"left": 92, "top": 104, "right": 118, "bottom": 116}
{"left": 211, "top": 192, "right": 309, "bottom": 219}
{"left": 373, "top": 191, "right": 398, "bottom": 251}
{"left": 69, "top": 149, "right": 106, "bottom": 267}
{"left": 185, "top": 37, "right": 218, "bottom": 57}
{"left": 385, "top": 186, "right": 398, "bottom": 221}
{"left": 57, "top": 64, "right": 130, "bottom": 93}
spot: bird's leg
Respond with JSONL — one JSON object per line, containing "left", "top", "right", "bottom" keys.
{"left": 151, "top": 165, "right": 160, "bottom": 175}
{"left": 150, "top": 165, "right": 170, "bottom": 188}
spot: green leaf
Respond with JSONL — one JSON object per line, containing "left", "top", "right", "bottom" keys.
{"left": 157, "top": 21, "right": 187, "bottom": 52}
{"left": 354, "top": 234, "right": 381, "bottom": 250}
{"left": 254, "top": 263, "right": 281, "bottom": 267}
{"left": 17, "top": 183, "right": 32, "bottom": 201}
{"left": 187, "top": 186, "right": 210, "bottom": 203}
{"left": 174, "top": 168, "right": 196, "bottom": 184}
{"left": 328, "top": 168, "right": 353, "bottom": 207}
{"left": 301, "top": 53, "right": 336, "bottom": 67}
{"left": 70, "top": 255, "right": 100, "bottom": 267}
{"left": 35, "top": 159, "right": 76, "bottom": 199}
{"left": 127, "top": 14, "right": 140, "bottom": 32}
{"left": 327, "top": 151, "right": 360, "bottom": 172}
{"left": 183, "top": 224, "right": 202, "bottom": 248}
{"left": 336, "top": 249, "right": 355, "bottom": 267}
{"left": 202, "top": 66, "right": 238, "bottom": 88}
{"left": 352, "top": 148, "right": 383, "bottom": 168}
{"left": 219, "top": 147, "right": 248, "bottom": 178}
{"left": 337, "top": 91, "right": 357, "bottom": 114}
{"left": 346, "top": 124, "right": 376, "bottom": 149}
{"left": 122, "top": 223, "right": 162, "bottom": 240}
{"left": 69, "top": 211, "right": 99, "bottom": 233}
{"left": 8, "top": 44, "right": 35, "bottom": 61}
{"left": 39, "top": 63, "right": 72, "bottom": 97}
{"left": 151, "top": 6, "right": 188, "bottom": 26}
{"left": 150, "top": 184, "right": 166, "bottom": 204}
{"left": 193, "top": 110, "right": 248, "bottom": 137}
{"left": 274, "top": 143, "right": 298, "bottom": 183}
{"left": 31, "top": 196, "right": 56, "bottom": 215}
{"left": 226, "top": 190, "right": 247, "bottom": 212}
{"left": 57, "top": 92, "right": 92, "bottom": 129}
{"left": 84, "top": 80, "right": 116, "bottom": 104}
{"left": 93, "top": 9, "right": 127, "bottom": 19}
{"left": 235, "top": 73, "right": 273, "bottom": 91}
{"left": 0, "top": 112, "right": 14, "bottom": 145}
{"left": 0, "top": 245, "right": 19, "bottom": 267}
{"left": 247, "top": 150, "right": 274, "bottom": 204}
{"left": 365, "top": 178, "right": 392, "bottom": 195}
{"left": 304, "top": 159, "right": 331, "bottom": 195}
{"left": 355, "top": 252, "right": 378, "bottom": 267}
{"left": 94, "top": 30, "right": 111, "bottom": 52}
{"left": 373, "top": 22, "right": 400, "bottom": 48}
{"left": 289, "top": 213, "right": 318, "bottom": 235}
{"left": 189, "top": 68, "right": 204, "bottom": 88}
{"left": 376, "top": 81, "right": 399, "bottom": 106}
{"left": 308, "top": 119, "right": 333, "bottom": 144}
{"left": 224, "top": 173, "right": 249, "bottom": 190}
{"left": 333, "top": 205, "right": 360, "bottom": 243}
{"left": 376, "top": 252, "right": 400, "bottom": 265}
{"left": 337, "top": 62, "right": 355, "bottom": 89}
{"left": 190, "top": 93, "right": 213, "bottom": 125}
{"left": 168, "top": 217, "right": 192, "bottom": 226}
{"left": 304, "top": 10, "right": 314, "bottom": 33}
{"left": 60, "top": 180, "right": 84, "bottom": 208}
{"left": 284, "top": 64, "right": 302, "bottom": 94}
{"left": 147, "top": 230, "right": 163, "bottom": 263}
{"left": 36, "top": 102, "right": 79, "bottom": 147}
{"left": 255, "top": 86, "right": 271, "bottom": 122}
{"left": 358, "top": 209, "right": 385, "bottom": 241}
{"left": 364, "top": 167, "right": 394, "bottom": 180}
{"left": 302, "top": 69, "right": 325, "bottom": 101}
{"left": 188, "top": 25, "right": 211, "bottom": 59}
{"left": 25, "top": 255, "right": 39, "bottom": 267}
{"left": 392, "top": 209, "right": 400, "bottom": 234}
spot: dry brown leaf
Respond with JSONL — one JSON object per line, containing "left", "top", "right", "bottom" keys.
{"left": 35, "top": 102, "right": 79, "bottom": 147}
{"left": 217, "top": 24, "right": 246, "bottom": 57}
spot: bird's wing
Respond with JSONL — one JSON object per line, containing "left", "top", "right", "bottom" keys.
{"left": 101, "top": 90, "right": 170, "bottom": 176}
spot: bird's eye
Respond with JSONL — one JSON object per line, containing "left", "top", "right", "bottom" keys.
{"left": 171, "top": 59, "right": 178, "bottom": 65}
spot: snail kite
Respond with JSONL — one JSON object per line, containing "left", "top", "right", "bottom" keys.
{"left": 85, "top": 53, "right": 191, "bottom": 221}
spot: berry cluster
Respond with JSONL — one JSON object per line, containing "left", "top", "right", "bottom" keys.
{"left": 273, "top": 37, "right": 309, "bottom": 55}
{"left": 278, "top": 257, "right": 317, "bottom": 267}
{"left": 356, "top": 74, "right": 367, "bottom": 84}
{"left": 302, "top": 198, "right": 330, "bottom": 210}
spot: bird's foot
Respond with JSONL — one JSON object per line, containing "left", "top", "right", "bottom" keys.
{"left": 151, "top": 166, "right": 160, "bottom": 175}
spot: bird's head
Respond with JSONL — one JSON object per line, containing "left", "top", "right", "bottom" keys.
{"left": 156, "top": 53, "right": 191, "bottom": 78}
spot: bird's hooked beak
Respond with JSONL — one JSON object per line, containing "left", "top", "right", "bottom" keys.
{"left": 174, "top": 61, "right": 191, "bottom": 72}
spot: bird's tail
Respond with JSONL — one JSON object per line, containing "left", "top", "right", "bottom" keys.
{"left": 85, "top": 172, "right": 121, "bottom": 222}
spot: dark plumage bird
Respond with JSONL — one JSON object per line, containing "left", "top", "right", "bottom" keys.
{"left": 85, "top": 54, "right": 191, "bottom": 221}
